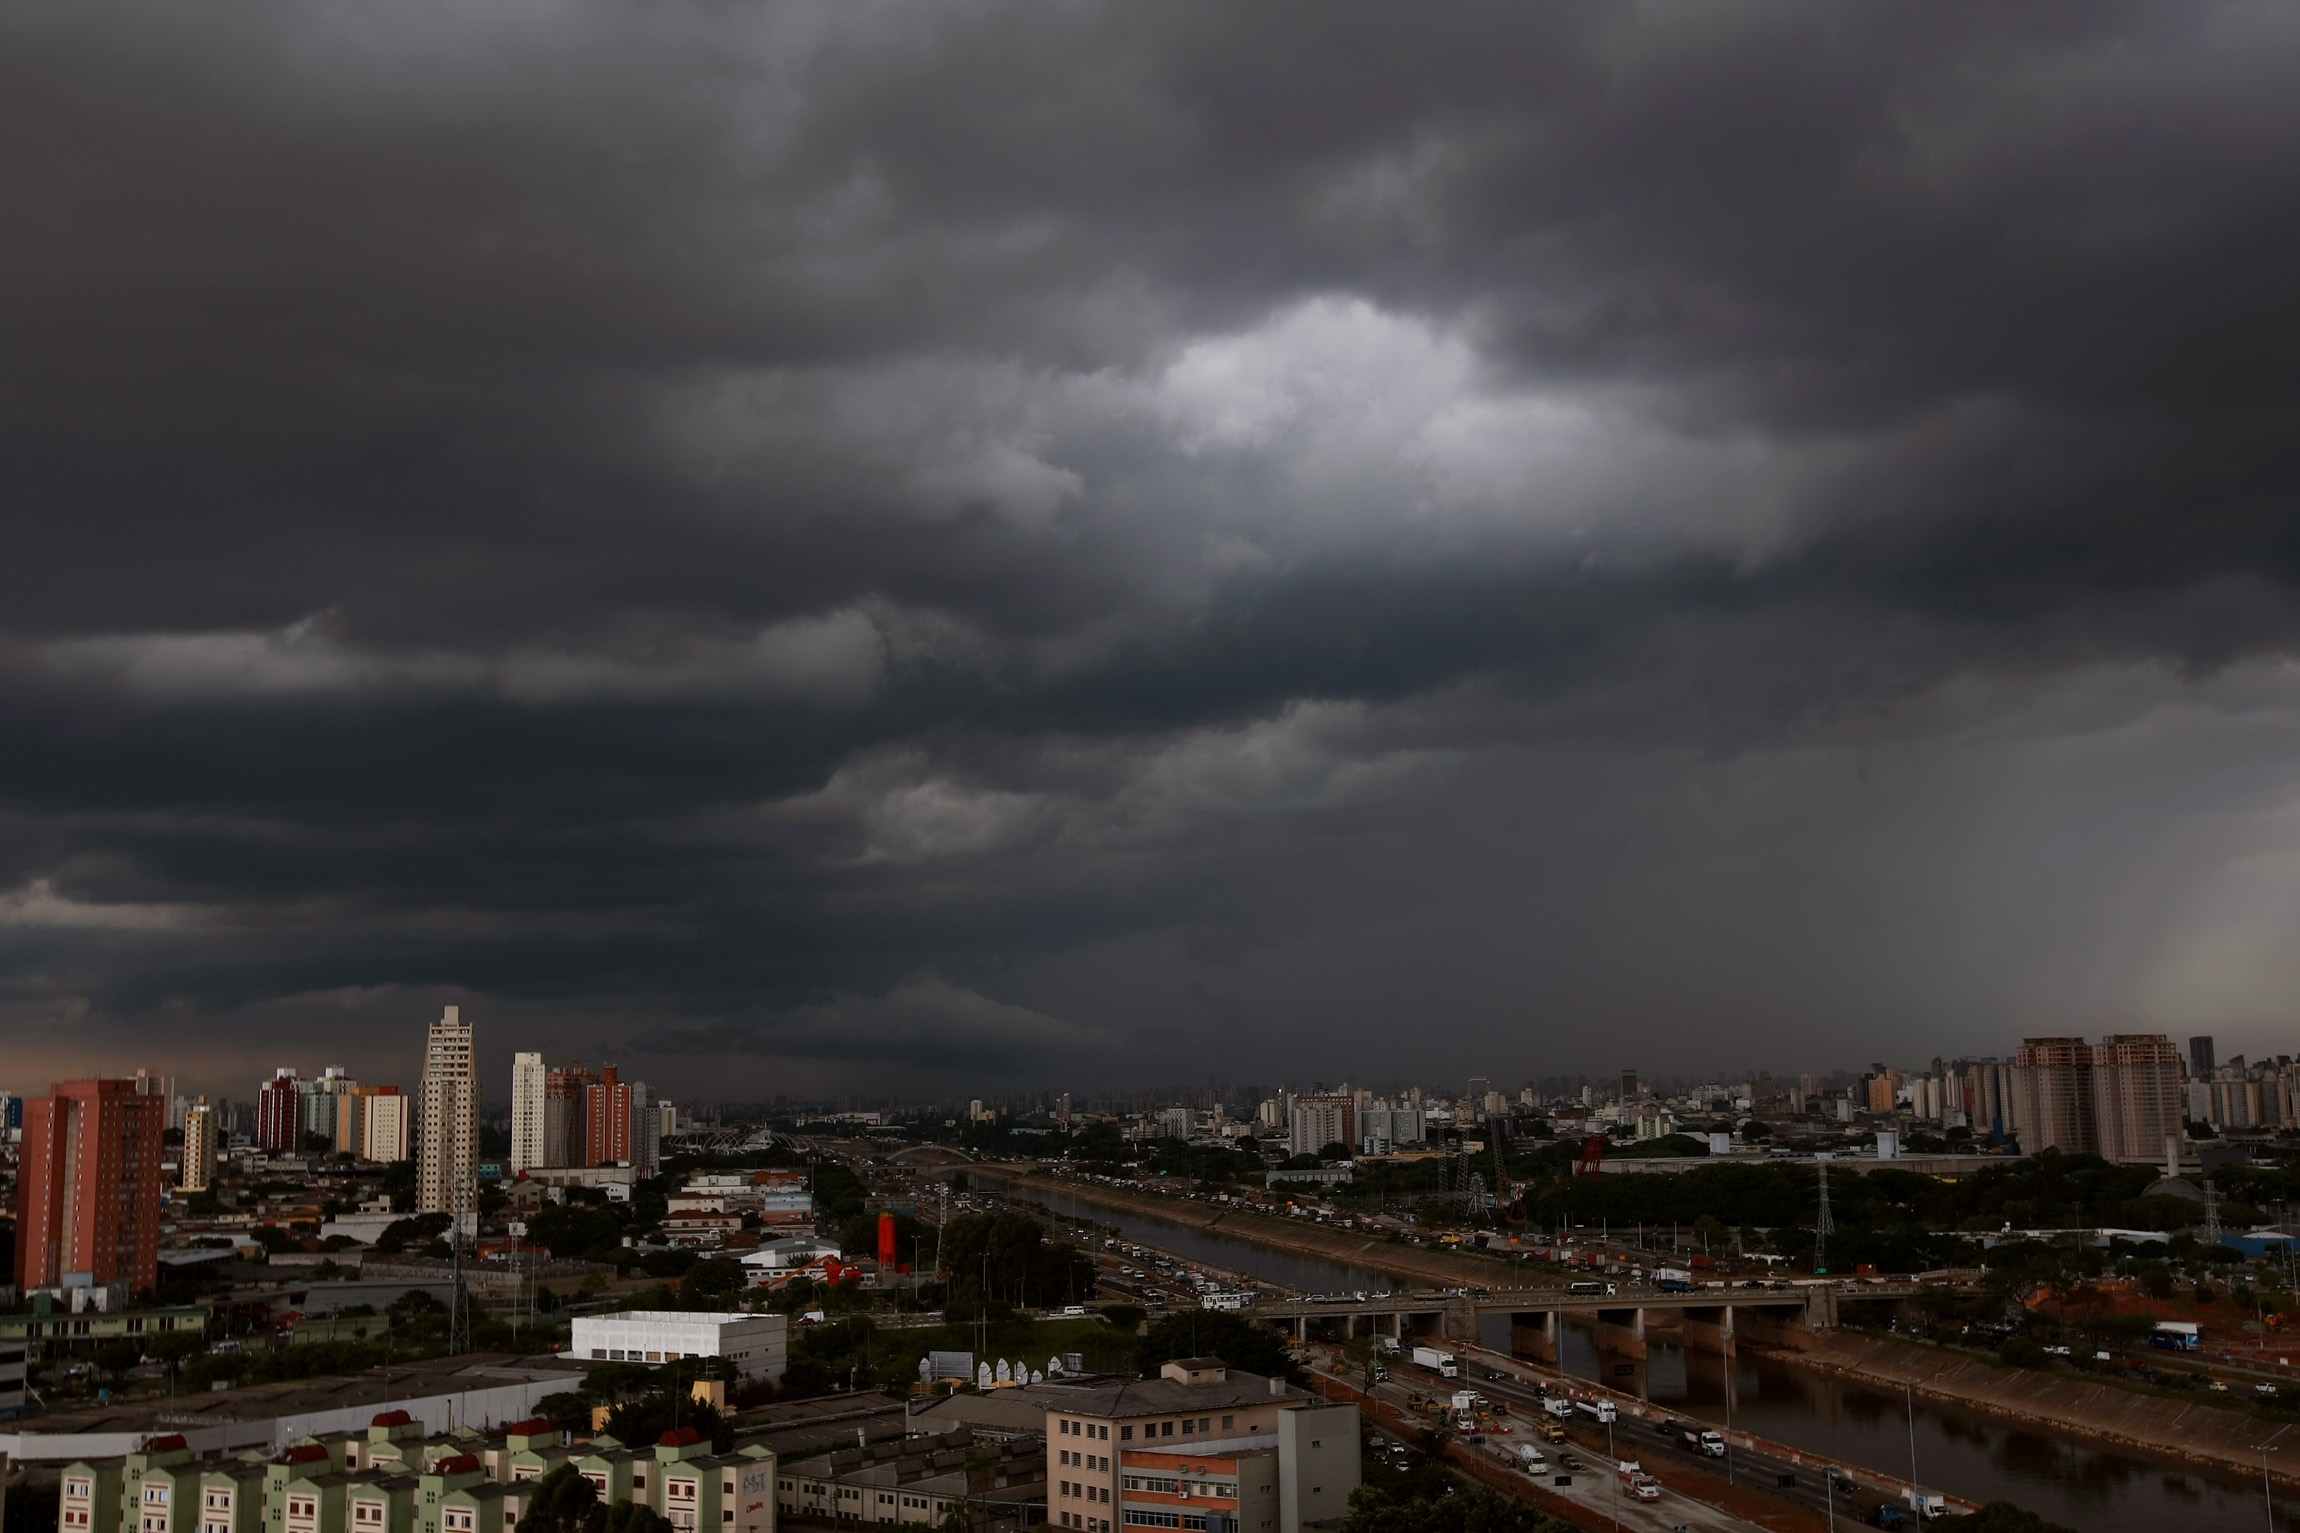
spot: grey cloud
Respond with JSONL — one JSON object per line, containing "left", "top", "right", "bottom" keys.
{"left": 6, "top": 2, "right": 2300, "bottom": 1092}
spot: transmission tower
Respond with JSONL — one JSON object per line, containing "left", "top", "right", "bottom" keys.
{"left": 2205, "top": 1180, "right": 2223, "bottom": 1245}
{"left": 1814, "top": 1156, "right": 1835, "bottom": 1273}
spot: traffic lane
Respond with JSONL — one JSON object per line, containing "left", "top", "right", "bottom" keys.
{"left": 1362, "top": 1395, "right": 1761, "bottom": 1533}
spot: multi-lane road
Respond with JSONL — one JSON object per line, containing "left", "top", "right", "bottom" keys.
{"left": 1345, "top": 1347, "right": 1948, "bottom": 1528}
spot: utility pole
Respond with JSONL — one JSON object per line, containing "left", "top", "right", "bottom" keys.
{"left": 448, "top": 1175, "right": 471, "bottom": 1355}
{"left": 1815, "top": 1157, "right": 1835, "bottom": 1274}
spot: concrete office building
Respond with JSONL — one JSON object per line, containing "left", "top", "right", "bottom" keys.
{"left": 510, "top": 1051, "right": 547, "bottom": 1175}
{"left": 2191, "top": 1036, "right": 2217, "bottom": 1080}
{"left": 16, "top": 1079, "right": 167, "bottom": 1297}
{"left": 1043, "top": 1358, "right": 1356, "bottom": 1533}
{"left": 571, "top": 1311, "right": 788, "bottom": 1382}
{"left": 417, "top": 1006, "right": 480, "bottom": 1217}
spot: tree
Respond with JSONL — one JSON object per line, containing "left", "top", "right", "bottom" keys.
{"left": 684, "top": 1258, "right": 747, "bottom": 1304}
{"left": 596, "top": 1502, "right": 674, "bottom": 1533}
{"left": 1136, "top": 1311, "right": 1298, "bottom": 1382}
{"left": 92, "top": 1338, "right": 145, "bottom": 1385}
{"left": 603, "top": 1394, "right": 731, "bottom": 1454}
{"left": 521, "top": 1465, "right": 601, "bottom": 1533}
{"left": 1340, "top": 1483, "right": 1565, "bottom": 1533}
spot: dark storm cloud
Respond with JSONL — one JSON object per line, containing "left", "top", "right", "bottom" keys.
{"left": 6, "top": 0, "right": 2300, "bottom": 1095}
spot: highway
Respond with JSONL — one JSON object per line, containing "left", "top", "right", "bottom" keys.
{"left": 1348, "top": 1347, "right": 1951, "bottom": 1528}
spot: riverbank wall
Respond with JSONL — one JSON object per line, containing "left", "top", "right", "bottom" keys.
{"left": 1752, "top": 1327, "right": 2300, "bottom": 1489}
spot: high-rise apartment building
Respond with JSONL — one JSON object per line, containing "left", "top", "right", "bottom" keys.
{"left": 2190, "top": 1036, "right": 2217, "bottom": 1080}
{"left": 2008, "top": 1037, "right": 2097, "bottom": 1155}
{"left": 362, "top": 1087, "right": 410, "bottom": 1162}
{"left": 510, "top": 1051, "right": 548, "bottom": 1174}
{"left": 180, "top": 1097, "right": 217, "bottom": 1194}
{"left": 1288, "top": 1094, "right": 1356, "bottom": 1157}
{"left": 588, "top": 1065, "right": 634, "bottom": 1166}
{"left": 417, "top": 1005, "right": 479, "bottom": 1216}
{"left": 256, "top": 1068, "right": 302, "bottom": 1153}
{"left": 2092, "top": 1034, "right": 2186, "bottom": 1164}
{"left": 546, "top": 1063, "right": 598, "bottom": 1168}
{"left": 15, "top": 1079, "right": 166, "bottom": 1295}
{"left": 582, "top": 1066, "right": 661, "bottom": 1172}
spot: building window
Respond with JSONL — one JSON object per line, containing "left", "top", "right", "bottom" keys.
{"left": 1161, "top": 1423, "right": 1174, "bottom": 1438}
{"left": 1181, "top": 1420, "right": 1192, "bottom": 1435}
{"left": 1119, "top": 1427, "right": 1132, "bottom": 1442}
{"left": 1222, "top": 1417, "right": 1233, "bottom": 1430}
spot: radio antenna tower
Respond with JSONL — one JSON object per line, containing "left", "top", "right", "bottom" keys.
{"left": 1815, "top": 1156, "right": 1835, "bottom": 1273}
{"left": 2204, "top": 1180, "right": 2223, "bottom": 1245}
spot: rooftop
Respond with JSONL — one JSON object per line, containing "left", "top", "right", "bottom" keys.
{"left": 0, "top": 1353, "right": 582, "bottom": 1441}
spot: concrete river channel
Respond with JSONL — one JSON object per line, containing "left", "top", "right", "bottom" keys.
{"left": 977, "top": 1173, "right": 2293, "bottom": 1530}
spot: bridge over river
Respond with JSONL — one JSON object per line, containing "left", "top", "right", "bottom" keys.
{"left": 1262, "top": 1282, "right": 1934, "bottom": 1364}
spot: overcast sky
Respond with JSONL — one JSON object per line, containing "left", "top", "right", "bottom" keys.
{"left": 8, "top": 1, "right": 2300, "bottom": 1103}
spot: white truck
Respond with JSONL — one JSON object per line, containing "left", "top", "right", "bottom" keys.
{"left": 1575, "top": 1397, "right": 1619, "bottom": 1424}
{"left": 1411, "top": 1346, "right": 1460, "bottom": 1378}
{"left": 1544, "top": 1396, "right": 1576, "bottom": 1419}
{"left": 1905, "top": 1490, "right": 1948, "bottom": 1520}
{"left": 1698, "top": 1428, "right": 1726, "bottom": 1458}
{"left": 1513, "top": 1444, "right": 1549, "bottom": 1473}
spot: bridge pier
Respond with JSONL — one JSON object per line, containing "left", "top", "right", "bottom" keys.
{"left": 1508, "top": 1310, "right": 1558, "bottom": 1366}
{"left": 1591, "top": 1306, "right": 1647, "bottom": 1361}
{"left": 1680, "top": 1304, "right": 1736, "bottom": 1359}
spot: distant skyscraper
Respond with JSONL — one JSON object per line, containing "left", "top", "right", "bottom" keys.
{"left": 16, "top": 1079, "right": 166, "bottom": 1295}
{"left": 510, "top": 1051, "right": 548, "bottom": 1174}
{"left": 256, "top": 1068, "right": 302, "bottom": 1153}
{"left": 180, "top": 1097, "right": 217, "bottom": 1193}
{"left": 417, "top": 1005, "right": 479, "bottom": 1215}
{"left": 1620, "top": 1068, "right": 1641, "bottom": 1101}
{"left": 2190, "top": 1036, "right": 2217, "bottom": 1080}
{"left": 1465, "top": 1076, "right": 1491, "bottom": 1117}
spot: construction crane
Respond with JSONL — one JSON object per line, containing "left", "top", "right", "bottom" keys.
{"left": 1574, "top": 1135, "right": 1607, "bottom": 1177}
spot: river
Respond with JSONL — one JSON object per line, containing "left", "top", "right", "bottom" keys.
{"left": 1528, "top": 1315, "right": 2293, "bottom": 1531}
{"left": 975, "top": 1173, "right": 2289, "bottom": 1529}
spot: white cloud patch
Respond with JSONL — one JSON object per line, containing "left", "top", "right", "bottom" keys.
{"left": 0, "top": 879, "right": 201, "bottom": 931}
{"left": 40, "top": 608, "right": 887, "bottom": 708}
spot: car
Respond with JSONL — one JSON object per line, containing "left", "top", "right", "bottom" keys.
{"left": 1485, "top": 1370, "right": 1506, "bottom": 1380}
{"left": 1557, "top": 1453, "right": 1585, "bottom": 1472}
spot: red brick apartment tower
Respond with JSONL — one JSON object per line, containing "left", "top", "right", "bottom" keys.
{"left": 15, "top": 1078, "right": 166, "bottom": 1295}
{"left": 587, "top": 1066, "right": 633, "bottom": 1166}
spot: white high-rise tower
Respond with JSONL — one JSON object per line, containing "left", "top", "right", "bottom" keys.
{"left": 510, "top": 1050, "right": 547, "bottom": 1175}
{"left": 417, "top": 1005, "right": 479, "bottom": 1216}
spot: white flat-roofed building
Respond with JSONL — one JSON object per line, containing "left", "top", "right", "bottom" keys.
{"left": 571, "top": 1311, "right": 788, "bottom": 1382}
